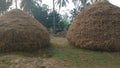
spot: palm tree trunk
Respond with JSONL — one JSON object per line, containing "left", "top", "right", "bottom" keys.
{"left": 15, "top": 0, "right": 17, "bottom": 9}
{"left": 53, "top": 0, "right": 56, "bottom": 33}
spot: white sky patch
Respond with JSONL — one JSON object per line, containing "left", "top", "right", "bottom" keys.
{"left": 10, "top": 0, "right": 120, "bottom": 10}
{"left": 42, "top": 0, "right": 74, "bottom": 15}
{"left": 42, "top": 0, "right": 120, "bottom": 15}
{"left": 9, "top": 0, "right": 120, "bottom": 14}
{"left": 42, "top": 0, "right": 120, "bottom": 8}
{"left": 10, "top": 0, "right": 21, "bottom": 9}
{"left": 109, "top": 0, "right": 120, "bottom": 7}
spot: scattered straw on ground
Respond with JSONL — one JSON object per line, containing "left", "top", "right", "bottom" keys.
{"left": 0, "top": 55, "right": 74, "bottom": 68}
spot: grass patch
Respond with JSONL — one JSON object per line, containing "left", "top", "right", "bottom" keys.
{"left": 50, "top": 36, "right": 120, "bottom": 68}
{"left": 0, "top": 36, "right": 120, "bottom": 68}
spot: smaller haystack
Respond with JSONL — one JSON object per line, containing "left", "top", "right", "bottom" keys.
{"left": 67, "top": 2, "right": 120, "bottom": 51}
{"left": 0, "top": 9, "right": 50, "bottom": 52}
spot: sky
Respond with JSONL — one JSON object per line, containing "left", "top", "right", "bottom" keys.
{"left": 42, "top": 0, "right": 120, "bottom": 8}
{"left": 109, "top": 0, "right": 120, "bottom": 7}
{"left": 10, "top": 0, "right": 120, "bottom": 15}
{"left": 11, "top": 0, "right": 120, "bottom": 11}
{"left": 42, "top": 0, "right": 120, "bottom": 14}
{"left": 42, "top": 0, "right": 74, "bottom": 14}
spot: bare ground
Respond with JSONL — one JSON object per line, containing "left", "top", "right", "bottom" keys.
{"left": 0, "top": 36, "right": 120, "bottom": 68}
{"left": 0, "top": 36, "right": 76, "bottom": 68}
{"left": 0, "top": 55, "right": 75, "bottom": 68}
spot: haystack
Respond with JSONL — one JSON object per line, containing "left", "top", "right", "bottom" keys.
{"left": 0, "top": 9, "right": 50, "bottom": 52}
{"left": 67, "top": 2, "right": 120, "bottom": 51}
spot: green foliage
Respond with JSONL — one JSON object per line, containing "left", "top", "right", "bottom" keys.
{"left": 51, "top": 37, "right": 120, "bottom": 68}
{"left": 0, "top": 0, "right": 70, "bottom": 32}
{"left": 0, "top": 37, "right": 120, "bottom": 68}
{"left": 0, "top": 0, "right": 12, "bottom": 15}
{"left": 59, "top": 18, "right": 69, "bottom": 30}
{"left": 20, "top": 0, "right": 69, "bottom": 32}
{"left": 56, "top": 0, "right": 69, "bottom": 9}
{"left": 31, "top": 4, "right": 49, "bottom": 28}
{"left": 30, "top": 3, "right": 68, "bottom": 32}
{"left": 48, "top": 11, "right": 62, "bottom": 31}
{"left": 47, "top": 11, "right": 69, "bottom": 32}
{"left": 20, "top": 0, "right": 42, "bottom": 12}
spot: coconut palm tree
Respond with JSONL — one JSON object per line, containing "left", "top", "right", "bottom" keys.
{"left": 52, "top": 0, "right": 69, "bottom": 33}
{"left": 15, "top": 0, "right": 17, "bottom": 9}
{"left": 52, "top": 0, "right": 55, "bottom": 33}
{"left": 56, "top": 0, "right": 69, "bottom": 9}
{"left": 6, "top": 0, "right": 42, "bottom": 11}
{"left": 20, "top": 0, "right": 42, "bottom": 12}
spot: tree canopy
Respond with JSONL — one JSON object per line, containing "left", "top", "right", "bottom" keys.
{"left": 0, "top": 0, "right": 12, "bottom": 15}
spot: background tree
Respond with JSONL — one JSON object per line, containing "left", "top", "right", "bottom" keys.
{"left": 52, "top": 0, "right": 69, "bottom": 33}
{"left": 53, "top": 0, "right": 56, "bottom": 33}
{"left": 20, "top": 0, "right": 42, "bottom": 13}
{"left": 31, "top": 4, "right": 49, "bottom": 29}
{"left": 0, "top": 0, "right": 12, "bottom": 15}
{"left": 0, "top": 0, "right": 73, "bottom": 33}
{"left": 15, "top": 0, "right": 17, "bottom": 8}
{"left": 56, "top": 0, "right": 69, "bottom": 9}
{"left": 48, "top": 11, "right": 61, "bottom": 30}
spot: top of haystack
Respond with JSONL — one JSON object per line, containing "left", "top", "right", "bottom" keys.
{"left": 76, "top": 2, "right": 120, "bottom": 18}
{"left": 0, "top": 9, "right": 47, "bottom": 32}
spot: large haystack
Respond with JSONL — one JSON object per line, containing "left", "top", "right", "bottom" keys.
{"left": 0, "top": 9, "right": 50, "bottom": 52}
{"left": 67, "top": 2, "right": 120, "bottom": 51}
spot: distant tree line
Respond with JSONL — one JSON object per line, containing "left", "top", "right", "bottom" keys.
{"left": 0, "top": 0, "right": 69, "bottom": 33}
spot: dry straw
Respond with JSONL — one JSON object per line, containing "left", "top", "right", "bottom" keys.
{"left": 67, "top": 2, "right": 120, "bottom": 51}
{"left": 0, "top": 9, "right": 50, "bottom": 52}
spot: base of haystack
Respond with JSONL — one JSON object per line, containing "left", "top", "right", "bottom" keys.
{"left": 69, "top": 39, "right": 120, "bottom": 51}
